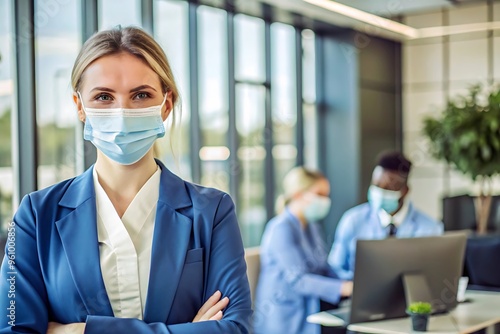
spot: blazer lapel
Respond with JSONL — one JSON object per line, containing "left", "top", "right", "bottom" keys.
{"left": 55, "top": 167, "right": 113, "bottom": 316}
{"left": 55, "top": 160, "right": 194, "bottom": 320}
{"left": 143, "top": 203, "right": 192, "bottom": 322}
{"left": 144, "top": 160, "right": 193, "bottom": 323}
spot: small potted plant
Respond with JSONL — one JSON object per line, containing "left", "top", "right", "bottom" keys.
{"left": 406, "top": 301, "right": 432, "bottom": 331}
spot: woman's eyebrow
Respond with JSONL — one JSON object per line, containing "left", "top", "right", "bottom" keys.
{"left": 130, "top": 85, "right": 157, "bottom": 92}
{"left": 90, "top": 87, "right": 115, "bottom": 93}
{"left": 88, "top": 85, "right": 158, "bottom": 93}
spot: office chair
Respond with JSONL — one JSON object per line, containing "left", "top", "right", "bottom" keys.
{"left": 464, "top": 235, "right": 500, "bottom": 292}
{"left": 244, "top": 247, "right": 260, "bottom": 307}
{"left": 443, "top": 195, "right": 500, "bottom": 232}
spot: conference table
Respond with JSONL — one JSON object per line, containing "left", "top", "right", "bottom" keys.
{"left": 307, "top": 290, "right": 500, "bottom": 333}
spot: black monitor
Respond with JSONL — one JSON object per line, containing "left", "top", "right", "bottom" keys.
{"left": 349, "top": 233, "right": 467, "bottom": 323}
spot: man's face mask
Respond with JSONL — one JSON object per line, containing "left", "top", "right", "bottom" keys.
{"left": 367, "top": 185, "right": 402, "bottom": 214}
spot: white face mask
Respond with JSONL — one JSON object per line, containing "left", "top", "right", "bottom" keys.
{"left": 78, "top": 92, "right": 167, "bottom": 165}
{"left": 303, "top": 193, "right": 332, "bottom": 222}
{"left": 367, "top": 185, "right": 402, "bottom": 214}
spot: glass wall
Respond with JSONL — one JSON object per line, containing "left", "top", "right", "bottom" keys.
{"left": 99, "top": 0, "right": 141, "bottom": 30}
{"left": 302, "top": 29, "right": 318, "bottom": 169}
{"left": 235, "top": 14, "right": 267, "bottom": 246}
{"left": 35, "top": 0, "right": 81, "bottom": 189}
{"left": 271, "top": 23, "right": 298, "bottom": 206}
{"left": 198, "top": 6, "right": 230, "bottom": 193}
{"left": 154, "top": 0, "right": 192, "bottom": 181}
{"left": 0, "top": 0, "right": 13, "bottom": 230}
{"left": 235, "top": 15, "right": 266, "bottom": 83}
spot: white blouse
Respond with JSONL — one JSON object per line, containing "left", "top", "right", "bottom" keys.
{"left": 93, "top": 167, "right": 161, "bottom": 319}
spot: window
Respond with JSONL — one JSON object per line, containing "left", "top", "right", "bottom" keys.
{"left": 0, "top": 0, "right": 13, "bottom": 230}
{"left": 99, "top": 0, "right": 141, "bottom": 30}
{"left": 154, "top": 0, "right": 192, "bottom": 181}
{"left": 236, "top": 84, "right": 267, "bottom": 247}
{"left": 35, "top": 0, "right": 81, "bottom": 189}
{"left": 235, "top": 15, "right": 265, "bottom": 83}
{"left": 235, "top": 14, "right": 267, "bottom": 247}
{"left": 271, "top": 23, "right": 298, "bottom": 203}
{"left": 302, "top": 29, "right": 318, "bottom": 169}
{"left": 198, "top": 6, "right": 230, "bottom": 193}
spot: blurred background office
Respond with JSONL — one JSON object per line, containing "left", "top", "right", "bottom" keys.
{"left": 1, "top": 0, "right": 500, "bottom": 249}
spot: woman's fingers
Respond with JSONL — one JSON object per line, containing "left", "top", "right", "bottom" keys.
{"left": 209, "top": 310, "right": 223, "bottom": 321}
{"left": 201, "top": 296, "right": 229, "bottom": 321}
{"left": 46, "top": 322, "right": 85, "bottom": 334}
{"left": 192, "top": 291, "right": 230, "bottom": 322}
{"left": 196, "top": 290, "right": 221, "bottom": 317}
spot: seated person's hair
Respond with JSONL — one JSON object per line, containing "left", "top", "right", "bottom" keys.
{"left": 376, "top": 151, "right": 412, "bottom": 176}
{"left": 275, "top": 167, "right": 325, "bottom": 214}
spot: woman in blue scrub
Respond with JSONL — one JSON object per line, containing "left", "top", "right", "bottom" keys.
{"left": 0, "top": 27, "right": 251, "bottom": 334}
{"left": 253, "top": 167, "right": 352, "bottom": 334}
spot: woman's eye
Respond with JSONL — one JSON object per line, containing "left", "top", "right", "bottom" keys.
{"left": 135, "top": 92, "right": 150, "bottom": 100}
{"left": 95, "top": 94, "right": 112, "bottom": 101}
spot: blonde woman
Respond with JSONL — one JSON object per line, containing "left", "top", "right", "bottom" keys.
{"left": 0, "top": 27, "right": 251, "bottom": 333}
{"left": 253, "top": 167, "right": 352, "bottom": 334}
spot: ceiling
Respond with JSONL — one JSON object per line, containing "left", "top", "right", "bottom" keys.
{"left": 242, "top": 0, "right": 493, "bottom": 41}
{"left": 201, "top": 0, "right": 494, "bottom": 41}
{"left": 333, "top": 0, "right": 488, "bottom": 17}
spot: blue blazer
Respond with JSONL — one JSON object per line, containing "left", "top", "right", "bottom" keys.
{"left": 328, "top": 202, "right": 444, "bottom": 280}
{"left": 0, "top": 160, "right": 252, "bottom": 333}
{"left": 253, "top": 210, "right": 342, "bottom": 334}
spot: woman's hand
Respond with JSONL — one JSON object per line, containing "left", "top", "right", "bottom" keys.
{"left": 46, "top": 291, "right": 229, "bottom": 331}
{"left": 47, "top": 322, "right": 85, "bottom": 334}
{"left": 340, "top": 281, "right": 354, "bottom": 297}
{"left": 192, "top": 290, "right": 230, "bottom": 322}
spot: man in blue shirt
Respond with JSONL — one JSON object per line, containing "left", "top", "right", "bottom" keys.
{"left": 328, "top": 151, "right": 444, "bottom": 280}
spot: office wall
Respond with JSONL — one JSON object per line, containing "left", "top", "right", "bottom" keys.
{"left": 317, "top": 31, "right": 401, "bottom": 242}
{"left": 402, "top": 2, "right": 500, "bottom": 220}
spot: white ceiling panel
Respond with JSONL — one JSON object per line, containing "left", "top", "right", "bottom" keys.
{"left": 331, "top": 0, "right": 485, "bottom": 17}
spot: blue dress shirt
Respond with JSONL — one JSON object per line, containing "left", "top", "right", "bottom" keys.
{"left": 254, "top": 209, "right": 342, "bottom": 334}
{"left": 328, "top": 202, "right": 444, "bottom": 280}
{"left": 0, "top": 160, "right": 252, "bottom": 333}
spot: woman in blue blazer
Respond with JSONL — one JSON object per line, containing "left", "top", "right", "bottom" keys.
{"left": 0, "top": 26, "right": 251, "bottom": 334}
{"left": 253, "top": 167, "right": 352, "bottom": 334}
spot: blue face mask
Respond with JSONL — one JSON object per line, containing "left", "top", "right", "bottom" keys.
{"left": 303, "top": 194, "right": 332, "bottom": 222}
{"left": 79, "top": 93, "right": 167, "bottom": 165}
{"left": 367, "top": 185, "right": 401, "bottom": 214}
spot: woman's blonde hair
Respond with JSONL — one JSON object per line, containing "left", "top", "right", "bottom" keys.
{"left": 275, "top": 166, "right": 326, "bottom": 214}
{"left": 71, "top": 26, "right": 180, "bottom": 156}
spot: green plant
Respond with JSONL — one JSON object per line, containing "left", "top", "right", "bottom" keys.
{"left": 407, "top": 302, "right": 432, "bottom": 315}
{"left": 423, "top": 84, "right": 500, "bottom": 233}
{"left": 423, "top": 84, "right": 500, "bottom": 182}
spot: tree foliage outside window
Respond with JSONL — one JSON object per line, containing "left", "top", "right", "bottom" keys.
{"left": 0, "top": 108, "right": 10, "bottom": 167}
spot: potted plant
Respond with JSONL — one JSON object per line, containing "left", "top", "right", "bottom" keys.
{"left": 423, "top": 84, "right": 500, "bottom": 234}
{"left": 407, "top": 301, "right": 432, "bottom": 331}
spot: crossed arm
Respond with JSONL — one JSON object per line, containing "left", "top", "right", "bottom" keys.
{"left": 0, "top": 194, "right": 252, "bottom": 334}
{"left": 47, "top": 290, "right": 230, "bottom": 334}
